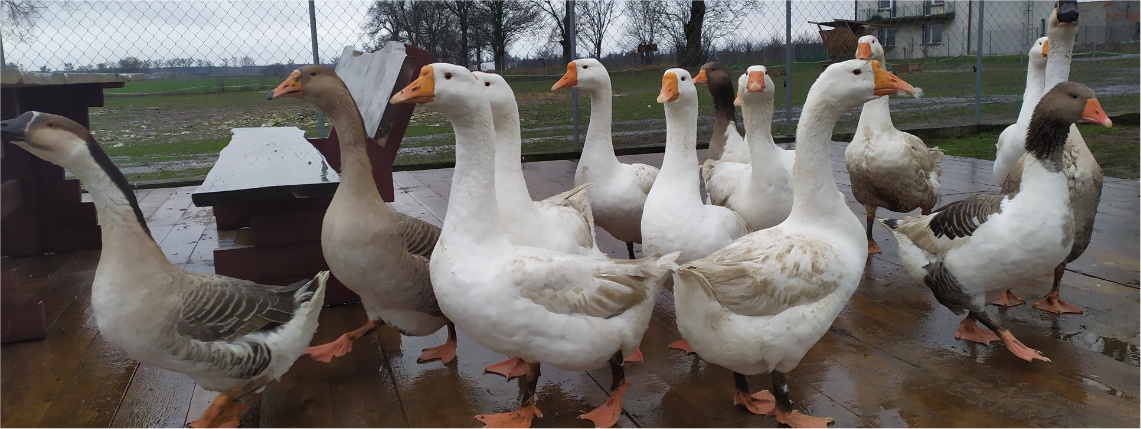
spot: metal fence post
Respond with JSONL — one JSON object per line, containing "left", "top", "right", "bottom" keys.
{"left": 784, "top": 0, "right": 792, "bottom": 136}
{"left": 309, "top": 0, "right": 326, "bottom": 138}
{"left": 569, "top": 1, "right": 580, "bottom": 151}
{"left": 974, "top": 0, "right": 984, "bottom": 124}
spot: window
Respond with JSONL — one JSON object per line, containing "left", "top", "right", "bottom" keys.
{"left": 923, "top": 23, "right": 943, "bottom": 45}
{"left": 878, "top": 0, "right": 892, "bottom": 11}
{"left": 927, "top": 0, "right": 944, "bottom": 6}
{"left": 878, "top": 28, "right": 896, "bottom": 47}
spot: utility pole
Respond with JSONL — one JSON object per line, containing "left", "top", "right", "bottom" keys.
{"left": 309, "top": 0, "right": 325, "bottom": 137}
{"left": 974, "top": 0, "right": 984, "bottom": 124}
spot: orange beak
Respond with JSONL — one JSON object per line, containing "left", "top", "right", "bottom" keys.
{"left": 1081, "top": 98, "right": 1112, "bottom": 127}
{"left": 657, "top": 73, "right": 679, "bottom": 103}
{"left": 746, "top": 71, "right": 766, "bottom": 93}
{"left": 552, "top": 62, "right": 578, "bottom": 90}
{"left": 856, "top": 42, "right": 873, "bottom": 60}
{"left": 268, "top": 70, "right": 303, "bottom": 99}
{"left": 733, "top": 91, "right": 742, "bottom": 106}
{"left": 872, "top": 61, "right": 916, "bottom": 96}
{"left": 390, "top": 66, "right": 435, "bottom": 104}
{"left": 693, "top": 69, "right": 709, "bottom": 85}
{"left": 1041, "top": 39, "right": 1049, "bottom": 58}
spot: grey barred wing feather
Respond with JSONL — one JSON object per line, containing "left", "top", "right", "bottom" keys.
{"left": 393, "top": 213, "right": 441, "bottom": 260}
{"left": 893, "top": 193, "right": 1009, "bottom": 255}
{"left": 683, "top": 234, "right": 843, "bottom": 317}
{"left": 175, "top": 272, "right": 308, "bottom": 342}
{"left": 516, "top": 253, "right": 677, "bottom": 319}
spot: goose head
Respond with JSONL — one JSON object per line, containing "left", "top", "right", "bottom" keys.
{"left": 657, "top": 68, "right": 697, "bottom": 105}
{"left": 473, "top": 71, "right": 516, "bottom": 118}
{"left": 552, "top": 58, "right": 608, "bottom": 92}
{"left": 808, "top": 60, "right": 916, "bottom": 114}
{"left": 267, "top": 65, "right": 349, "bottom": 108}
{"left": 693, "top": 61, "right": 730, "bottom": 86}
{"left": 1036, "top": 82, "right": 1111, "bottom": 128}
{"left": 734, "top": 65, "right": 775, "bottom": 107}
{"left": 855, "top": 35, "right": 886, "bottom": 63}
{"left": 1, "top": 111, "right": 95, "bottom": 169}
{"left": 1048, "top": 1, "right": 1079, "bottom": 41}
{"left": 390, "top": 63, "right": 485, "bottom": 118}
{"left": 1031, "top": 37, "right": 1049, "bottom": 64}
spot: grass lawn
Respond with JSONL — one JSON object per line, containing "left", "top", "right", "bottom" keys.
{"left": 87, "top": 52, "right": 1139, "bottom": 184}
{"left": 928, "top": 123, "right": 1140, "bottom": 179}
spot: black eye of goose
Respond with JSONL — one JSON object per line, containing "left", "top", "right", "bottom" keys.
{"left": 485, "top": 82, "right": 491, "bottom": 87}
{"left": 46, "top": 121, "right": 55, "bottom": 127}
{"left": 853, "top": 69, "right": 862, "bottom": 75}
{"left": 310, "top": 71, "right": 317, "bottom": 76}
{"left": 582, "top": 65, "right": 588, "bottom": 69}
{"left": 681, "top": 76, "right": 686, "bottom": 81}
{"left": 444, "top": 72, "right": 453, "bottom": 80}
{"left": 1072, "top": 94, "right": 1079, "bottom": 99}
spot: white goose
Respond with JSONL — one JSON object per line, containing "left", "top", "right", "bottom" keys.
{"left": 1000, "top": 2, "right": 1102, "bottom": 315}
{"left": 701, "top": 66, "right": 795, "bottom": 232}
{"left": 391, "top": 63, "right": 679, "bottom": 429}
{"left": 695, "top": 61, "right": 749, "bottom": 163}
{"left": 0, "top": 111, "right": 329, "bottom": 428}
{"left": 845, "top": 35, "right": 943, "bottom": 255}
{"left": 269, "top": 66, "right": 457, "bottom": 365}
{"left": 642, "top": 68, "right": 748, "bottom": 264}
{"left": 553, "top": 58, "right": 659, "bottom": 259}
{"left": 474, "top": 71, "right": 599, "bottom": 257}
{"left": 880, "top": 82, "right": 1112, "bottom": 363}
{"left": 992, "top": 37, "right": 1048, "bottom": 187}
{"left": 673, "top": 60, "right": 917, "bottom": 428}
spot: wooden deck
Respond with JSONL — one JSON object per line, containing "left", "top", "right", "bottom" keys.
{"left": 2, "top": 145, "right": 1138, "bottom": 428}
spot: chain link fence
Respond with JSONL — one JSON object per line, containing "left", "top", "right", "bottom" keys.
{"left": 2, "top": 0, "right": 1137, "bottom": 177}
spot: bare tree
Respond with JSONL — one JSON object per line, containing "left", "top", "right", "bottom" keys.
{"left": 362, "top": 0, "right": 458, "bottom": 61}
{"left": 479, "top": 0, "right": 542, "bottom": 71}
{"left": 577, "top": 1, "right": 617, "bottom": 59}
{"left": 659, "top": 0, "right": 761, "bottom": 66}
{"left": 443, "top": 1, "right": 478, "bottom": 68}
{"left": 537, "top": 0, "right": 575, "bottom": 64}
{"left": 623, "top": 1, "right": 668, "bottom": 65}
{"left": 1, "top": 0, "right": 43, "bottom": 42}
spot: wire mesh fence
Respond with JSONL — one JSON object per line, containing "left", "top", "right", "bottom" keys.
{"left": 1, "top": 0, "right": 1137, "bottom": 179}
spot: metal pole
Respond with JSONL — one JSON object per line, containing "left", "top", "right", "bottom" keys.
{"left": 785, "top": 0, "right": 793, "bottom": 136}
{"left": 309, "top": 0, "right": 326, "bottom": 138}
{"left": 974, "top": 0, "right": 984, "bottom": 124}
{"left": 569, "top": 1, "right": 581, "bottom": 151}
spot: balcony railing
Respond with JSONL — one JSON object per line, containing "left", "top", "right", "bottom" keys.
{"left": 861, "top": 1, "right": 956, "bottom": 24}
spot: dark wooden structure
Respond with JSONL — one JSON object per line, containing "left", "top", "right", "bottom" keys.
{"left": 191, "top": 43, "right": 434, "bottom": 304}
{"left": 0, "top": 71, "right": 140, "bottom": 344}
{"left": 811, "top": 19, "right": 882, "bottom": 64}
{"left": 2, "top": 148, "right": 1137, "bottom": 427}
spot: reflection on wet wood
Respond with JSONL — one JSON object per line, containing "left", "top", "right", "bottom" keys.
{"left": 1, "top": 146, "right": 1137, "bottom": 427}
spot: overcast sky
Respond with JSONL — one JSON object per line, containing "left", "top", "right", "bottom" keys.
{"left": 2, "top": 1, "right": 862, "bottom": 71}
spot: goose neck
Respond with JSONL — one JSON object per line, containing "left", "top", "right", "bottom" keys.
{"left": 581, "top": 86, "right": 618, "bottom": 166}
{"left": 1018, "top": 63, "right": 1047, "bottom": 124}
{"left": 444, "top": 106, "right": 502, "bottom": 242}
{"left": 491, "top": 97, "right": 540, "bottom": 217}
{"left": 1043, "top": 28, "right": 1076, "bottom": 91}
{"left": 856, "top": 96, "right": 895, "bottom": 134}
{"left": 658, "top": 98, "right": 700, "bottom": 193}
{"left": 324, "top": 95, "right": 383, "bottom": 200}
{"left": 67, "top": 149, "right": 170, "bottom": 269}
{"left": 788, "top": 95, "right": 846, "bottom": 219}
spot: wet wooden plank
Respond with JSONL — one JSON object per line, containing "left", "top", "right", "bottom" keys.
{"left": 35, "top": 334, "right": 137, "bottom": 428}
{"left": 158, "top": 204, "right": 213, "bottom": 266}
{"left": 109, "top": 365, "right": 196, "bottom": 428}
{"left": 391, "top": 171, "right": 449, "bottom": 224}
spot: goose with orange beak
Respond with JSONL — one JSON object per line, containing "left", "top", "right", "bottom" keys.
{"left": 881, "top": 82, "right": 1111, "bottom": 364}
{"left": 550, "top": 58, "right": 659, "bottom": 260}
{"left": 392, "top": 62, "right": 680, "bottom": 429}
{"left": 641, "top": 68, "right": 748, "bottom": 264}
{"left": 1000, "top": 0, "right": 1102, "bottom": 316}
{"left": 673, "top": 59, "right": 918, "bottom": 427}
{"left": 844, "top": 35, "right": 944, "bottom": 256}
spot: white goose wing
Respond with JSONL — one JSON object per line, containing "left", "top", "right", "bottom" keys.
{"left": 624, "top": 162, "right": 659, "bottom": 195}
{"left": 701, "top": 159, "right": 748, "bottom": 207}
{"left": 680, "top": 232, "right": 844, "bottom": 317}
{"left": 513, "top": 251, "right": 678, "bottom": 319}
{"left": 535, "top": 183, "right": 598, "bottom": 251}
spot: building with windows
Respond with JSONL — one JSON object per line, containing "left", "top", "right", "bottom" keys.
{"left": 856, "top": 0, "right": 1054, "bottom": 60}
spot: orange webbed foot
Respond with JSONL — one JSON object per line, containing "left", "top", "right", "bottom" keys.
{"left": 954, "top": 317, "right": 1000, "bottom": 344}
{"left": 733, "top": 390, "right": 776, "bottom": 415}
{"left": 997, "top": 330, "right": 1051, "bottom": 362}
{"left": 774, "top": 408, "right": 835, "bottom": 428}
{"left": 668, "top": 340, "right": 695, "bottom": 354}
{"left": 476, "top": 403, "right": 542, "bottom": 428}
{"left": 305, "top": 335, "right": 357, "bottom": 363}
{"left": 580, "top": 381, "right": 630, "bottom": 428}
{"left": 188, "top": 393, "right": 247, "bottom": 428}
{"left": 485, "top": 357, "right": 530, "bottom": 381}
{"left": 867, "top": 240, "right": 882, "bottom": 255}
{"left": 623, "top": 348, "right": 643, "bottom": 363}
{"left": 418, "top": 336, "right": 457, "bottom": 364}
{"left": 1033, "top": 291, "right": 1082, "bottom": 314}
{"left": 991, "top": 289, "right": 1026, "bottom": 307}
